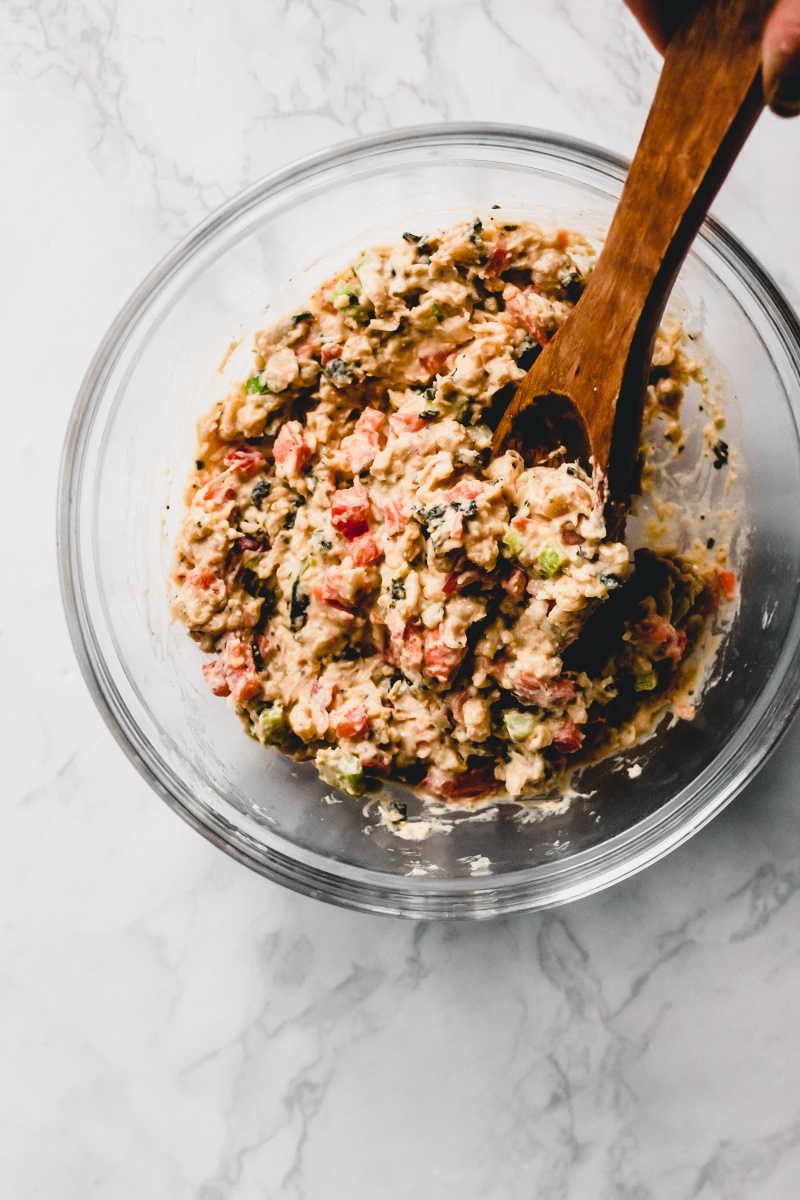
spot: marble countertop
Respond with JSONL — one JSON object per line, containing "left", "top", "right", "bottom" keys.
{"left": 4, "top": 0, "right": 800, "bottom": 1195}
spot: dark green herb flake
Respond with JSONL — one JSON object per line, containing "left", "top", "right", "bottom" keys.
{"left": 290, "top": 579, "right": 310, "bottom": 631}
{"left": 250, "top": 478, "right": 270, "bottom": 508}
{"left": 244, "top": 374, "right": 271, "bottom": 395}
{"left": 712, "top": 440, "right": 729, "bottom": 470}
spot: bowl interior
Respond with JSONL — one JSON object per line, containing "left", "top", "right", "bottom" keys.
{"left": 63, "top": 128, "right": 800, "bottom": 914}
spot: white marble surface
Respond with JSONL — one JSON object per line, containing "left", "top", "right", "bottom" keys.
{"left": 4, "top": 1, "right": 800, "bottom": 1195}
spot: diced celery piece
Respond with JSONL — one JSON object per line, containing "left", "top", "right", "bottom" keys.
{"left": 418, "top": 299, "right": 443, "bottom": 327}
{"left": 503, "top": 710, "right": 536, "bottom": 742}
{"left": 634, "top": 671, "right": 658, "bottom": 693}
{"left": 338, "top": 753, "right": 365, "bottom": 793}
{"left": 471, "top": 423, "right": 493, "bottom": 450}
{"left": 344, "top": 303, "right": 372, "bottom": 325}
{"left": 244, "top": 373, "right": 270, "bottom": 395}
{"left": 319, "top": 751, "right": 365, "bottom": 796}
{"left": 538, "top": 539, "right": 569, "bottom": 578}
{"left": 502, "top": 529, "right": 523, "bottom": 559}
{"left": 447, "top": 394, "right": 468, "bottom": 421}
{"left": 257, "top": 705, "right": 285, "bottom": 742}
{"left": 331, "top": 278, "right": 358, "bottom": 309}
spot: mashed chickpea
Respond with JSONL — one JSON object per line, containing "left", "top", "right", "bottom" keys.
{"left": 172, "top": 218, "right": 732, "bottom": 801}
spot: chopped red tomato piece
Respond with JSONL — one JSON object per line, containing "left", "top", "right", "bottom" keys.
{"left": 483, "top": 246, "right": 510, "bottom": 277}
{"left": 506, "top": 288, "right": 552, "bottom": 346}
{"left": 354, "top": 408, "right": 385, "bottom": 435}
{"left": 331, "top": 485, "right": 370, "bottom": 540}
{"left": 442, "top": 570, "right": 460, "bottom": 596}
{"left": 551, "top": 721, "right": 584, "bottom": 754}
{"left": 717, "top": 569, "right": 736, "bottom": 601}
{"left": 336, "top": 705, "right": 370, "bottom": 739}
{"left": 501, "top": 567, "right": 527, "bottom": 602}
{"left": 273, "top": 420, "right": 312, "bottom": 477}
{"left": 185, "top": 566, "right": 227, "bottom": 609}
{"left": 202, "top": 481, "right": 237, "bottom": 508}
{"left": 221, "top": 638, "right": 261, "bottom": 702}
{"left": 445, "top": 479, "right": 482, "bottom": 503}
{"left": 224, "top": 447, "right": 267, "bottom": 477}
{"left": 202, "top": 658, "right": 230, "bottom": 697}
{"left": 383, "top": 499, "right": 407, "bottom": 535}
{"left": 389, "top": 412, "right": 427, "bottom": 434}
{"left": 313, "top": 570, "right": 354, "bottom": 609}
{"left": 320, "top": 343, "right": 342, "bottom": 365}
{"left": 423, "top": 764, "right": 497, "bottom": 800}
{"left": 342, "top": 408, "right": 384, "bottom": 473}
{"left": 637, "top": 619, "right": 687, "bottom": 663}
{"left": 185, "top": 565, "right": 224, "bottom": 592}
{"left": 513, "top": 673, "right": 576, "bottom": 708}
{"left": 350, "top": 533, "right": 382, "bottom": 566}
{"left": 665, "top": 628, "right": 687, "bottom": 662}
{"left": 310, "top": 679, "right": 337, "bottom": 711}
{"left": 423, "top": 627, "right": 465, "bottom": 682}
{"left": 418, "top": 343, "right": 455, "bottom": 377}
{"left": 384, "top": 623, "right": 424, "bottom": 670}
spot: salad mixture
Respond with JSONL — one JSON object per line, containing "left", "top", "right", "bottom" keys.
{"left": 171, "top": 218, "right": 735, "bottom": 801}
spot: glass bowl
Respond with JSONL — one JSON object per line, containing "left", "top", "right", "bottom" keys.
{"left": 58, "top": 124, "right": 800, "bottom": 918}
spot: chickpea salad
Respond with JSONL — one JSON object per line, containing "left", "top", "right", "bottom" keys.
{"left": 171, "top": 217, "right": 736, "bottom": 803}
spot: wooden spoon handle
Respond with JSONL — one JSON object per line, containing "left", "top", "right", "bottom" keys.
{"left": 494, "top": 0, "right": 773, "bottom": 492}
{"left": 570, "top": 0, "right": 772, "bottom": 476}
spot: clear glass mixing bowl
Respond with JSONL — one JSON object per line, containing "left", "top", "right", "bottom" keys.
{"left": 58, "top": 125, "right": 800, "bottom": 918}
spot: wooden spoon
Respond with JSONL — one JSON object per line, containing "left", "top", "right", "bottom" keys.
{"left": 493, "top": 0, "right": 774, "bottom": 524}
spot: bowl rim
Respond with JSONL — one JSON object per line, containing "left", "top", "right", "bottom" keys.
{"left": 57, "top": 121, "right": 800, "bottom": 919}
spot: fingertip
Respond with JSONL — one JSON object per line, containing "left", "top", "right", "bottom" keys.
{"left": 763, "top": 0, "right": 800, "bottom": 116}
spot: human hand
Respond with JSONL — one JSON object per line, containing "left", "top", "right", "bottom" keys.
{"left": 625, "top": 0, "right": 800, "bottom": 116}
